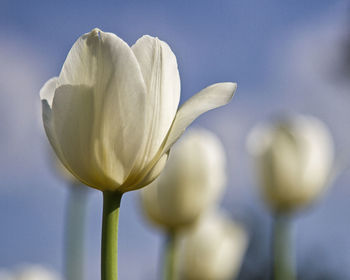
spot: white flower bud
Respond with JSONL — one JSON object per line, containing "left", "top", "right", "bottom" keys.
{"left": 141, "top": 128, "right": 226, "bottom": 230}
{"left": 247, "top": 115, "right": 334, "bottom": 213}
{"left": 177, "top": 210, "right": 248, "bottom": 280}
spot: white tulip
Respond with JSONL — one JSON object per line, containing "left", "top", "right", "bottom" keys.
{"left": 141, "top": 128, "right": 227, "bottom": 230}
{"left": 247, "top": 115, "right": 334, "bottom": 212}
{"left": 177, "top": 210, "right": 248, "bottom": 280}
{"left": 40, "top": 28, "right": 236, "bottom": 193}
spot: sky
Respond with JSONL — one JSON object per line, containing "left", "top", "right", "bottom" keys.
{"left": 1, "top": 0, "right": 350, "bottom": 279}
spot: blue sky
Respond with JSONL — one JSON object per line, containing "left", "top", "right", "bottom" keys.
{"left": 1, "top": 0, "right": 350, "bottom": 279}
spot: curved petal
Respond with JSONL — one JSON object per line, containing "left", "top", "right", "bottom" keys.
{"left": 40, "top": 77, "right": 70, "bottom": 171}
{"left": 51, "top": 84, "right": 118, "bottom": 191}
{"left": 131, "top": 35, "right": 180, "bottom": 165}
{"left": 56, "top": 28, "right": 148, "bottom": 185}
{"left": 161, "top": 82, "right": 236, "bottom": 155}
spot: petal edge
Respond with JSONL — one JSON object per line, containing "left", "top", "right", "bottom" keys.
{"left": 161, "top": 82, "right": 236, "bottom": 155}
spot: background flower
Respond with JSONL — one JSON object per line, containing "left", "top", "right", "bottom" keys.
{"left": 247, "top": 115, "right": 335, "bottom": 213}
{"left": 141, "top": 128, "right": 227, "bottom": 230}
{"left": 177, "top": 210, "right": 248, "bottom": 280}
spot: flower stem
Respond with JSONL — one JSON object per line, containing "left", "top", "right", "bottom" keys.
{"left": 101, "top": 191, "right": 123, "bottom": 280}
{"left": 272, "top": 213, "right": 296, "bottom": 280}
{"left": 164, "top": 231, "right": 177, "bottom": 280}
{"left": 65, "top": 183, "right": 88, "bottom": 280}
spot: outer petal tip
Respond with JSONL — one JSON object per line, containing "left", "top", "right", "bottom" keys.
{"left": 90, "top": 27, "right": 102, "bottom": 34}
{"left": 231, "top": 82, "right": 238, "bottom": 92}
{"left": 83, "top": 28, "right": 104, "bottom": 47}
{"left": 212, "top": 82, "right": 237, "bottom": 101}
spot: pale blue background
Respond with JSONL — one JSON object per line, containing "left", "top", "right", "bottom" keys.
{"left": 1, "top": 0, "right": 350, "bottom": 279}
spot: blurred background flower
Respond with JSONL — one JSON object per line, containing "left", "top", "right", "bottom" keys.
{"left": 247, "top": 115, "right": 335, "bottom": 213}
{"left": 1, "top": 1, "right": 350, "bottom": 279}
{"left": 141, "top": 128, "right": 226, "bottom": 231}
{"left": 177, "top": 210, "right": 247, "bottom": 280}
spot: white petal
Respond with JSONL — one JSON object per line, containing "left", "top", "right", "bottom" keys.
{"left": 41, "top": 78, "right": 69, "bottom": 171}
{"left": 51, "top": 84, "right": 118, "bottom": 190}
{"left": 54, "top": 28, "right": 148, "bottom": 186}
{"left": 132, "top": 35, "right": 180, "bottom": 164}
{"left": 161, "top": 82, "right": 236, "bottom": 155}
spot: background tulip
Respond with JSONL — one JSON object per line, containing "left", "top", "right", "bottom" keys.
{"left": 40, "top": 28, "right": 235, "bottom": 280}
{"left": 140, "top": 128, "right": 227, "bottom": 230}
{"left": 247, "top": 114, "right": 335, "bottom": 280}
{"left": 247, "top": 115, "right": 334, "bottom": 213}
{"left": 177, "top": 210, "right": 248, "bottom": 280}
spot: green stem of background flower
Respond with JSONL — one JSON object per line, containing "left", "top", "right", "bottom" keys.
{"left": 65, "top": 184, "right": 88, "bottom": 280}
{"left": 272, "top": 213, "right": 296, "bottom": 280}
{"left": 101, "top": 191, "right": 123, "bottom": 280}
{"left": 164, "top": 230, "right": 177, "bottom": 280}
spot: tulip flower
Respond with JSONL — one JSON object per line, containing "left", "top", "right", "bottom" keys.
{"left": 40, "top": 28, "right": 236, "bottom": 280}
{"left": 40, "top": 28, "right": 236, "bottom": 194}
{"left": 247, "top": 114, "right": 334, "bottom": 280}
{"left": 177, "top": 210, "right": 248, "bottom": 280}
{"left": 141, "top": 128, "right": 226, "bottom": 230}
{"left": 247, "top": 115, "right": 334, "bottom": 213}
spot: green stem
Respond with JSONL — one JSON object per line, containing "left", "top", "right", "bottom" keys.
{"left": 101, "top": 191, "right": 123, "bottom": 280}
{"left": 272, "top": 213, "right": 296, "bottom": 280}
{"left": 65, "top": 184, "right": 88, "bottom": 280}
{"left": 164, "top": 231, "right": 177, "bottom": 280}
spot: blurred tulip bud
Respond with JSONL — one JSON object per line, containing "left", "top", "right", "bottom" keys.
{"left": 40, "top": 28, "right": 236, "bottom": 193}
{"left": 140, "top": 128, "right": 227, "bottom": 231}
{"left": 177, "top": 210, "right": 248, "bottom": 280}
{"left": 247, "top": 115, "right": 334, "bottom": 213}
